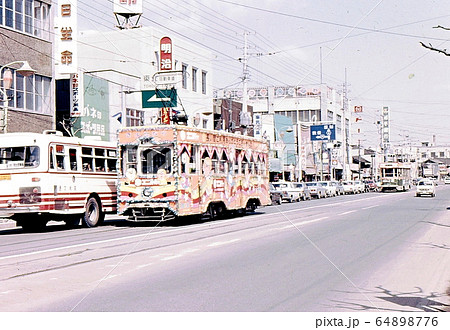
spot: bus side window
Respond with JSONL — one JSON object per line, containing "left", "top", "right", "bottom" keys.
{"left": 56, "top": 154, "right": 65, "bottom": 170}
{"left": 55, "top": 145, "right": 66, "bottom": 171}
{"left": 49, "top": 147, "right": 55, "bottom": 169}
{"left": 82, "top": 147, "right": 93, "bottom": 172}
{"left": 69, "top": 148, "right": 78, "bottom": 171}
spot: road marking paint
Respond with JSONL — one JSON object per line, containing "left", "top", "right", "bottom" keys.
{"left": 0, "top": 195, "right": 395, "bottom": 261}
{"left": 361, "top": 205, "right": 379, "bottom": 210}
{"left": 208, "top": 238, "right": 241, "bottom": 247}
{"left": 136, "top": 263, "right": 153, "bottom": 269}
{"left": 339, "top": 210, "right": 357, "bottom": 215}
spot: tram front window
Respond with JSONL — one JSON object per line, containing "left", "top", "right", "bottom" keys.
{"left": 142, "top": 146, "right": 172, "bottom": 174}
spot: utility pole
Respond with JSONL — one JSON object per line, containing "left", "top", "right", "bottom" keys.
{"left": 241, "top": 31, "right": 250, "bottom": 135}
{"left": 342, "top": 69, "right": 349, "bottom": 180}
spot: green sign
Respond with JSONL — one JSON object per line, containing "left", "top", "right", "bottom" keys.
{"left": 142, "top": 89, "right": 177, "bottom": 108}
{"left": 73, "top": 74, "right": 110, "bottom": 141}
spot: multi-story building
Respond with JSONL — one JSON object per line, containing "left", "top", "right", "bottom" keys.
{"left": 0, "top": 0, "right": 54, "bottom": 133}
{"left": 215, "top": 84, "right": 352, "bottom": 181}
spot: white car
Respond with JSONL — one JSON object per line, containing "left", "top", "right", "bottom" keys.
{"left": 443, "top": 177, "right": 450, "bottom": 184}
{"left": 416, "top": 180, "right": 436, "bottom": 197}
{"left": 319, "top": 181, "right": 337, "bottom": 197}
{"left": 353, "top": 180, "right": 365, "bottom": 193}
{"left": 342, "top": 181, "right": 356, "bottom": 194}
{"left": 271, "top": 182, "right": 311, "bottom": 202}
{"left": 305, "top": 182, "right": 327, "bottom": 198}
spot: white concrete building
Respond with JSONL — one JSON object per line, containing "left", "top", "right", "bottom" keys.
{"left": 217, "top": 85, "right": 352, "bottom": 181}
{"left": 75, "top": 26, "right": 214, "bottom": 141}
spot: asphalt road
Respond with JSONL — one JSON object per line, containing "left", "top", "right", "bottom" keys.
{"left": 0, "top": 185, "right": 449, "bottom": 312}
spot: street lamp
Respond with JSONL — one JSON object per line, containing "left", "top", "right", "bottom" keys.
{"left": 1, "top": 61, "right": 36, "bottom": 133}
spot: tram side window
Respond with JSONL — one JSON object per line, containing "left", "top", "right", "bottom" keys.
{"left": 234, "top": 150, "right": 240, "bottom": 174}
{"left": 121, "top": 146, "right": 137, "bottom": 174}
{"left": 211, "top": 150, "right": 219, "bottom": 174}
{"left": 241, "top": 155, "right": 248, "bottom": 174}
{"left": 220, "top": 152, "right": 228, "bottom": 174}
{"left": 189, "top": 146, "right": 198, "bottom": 174}
{"left": 179, "top": 148, "right": 189, "bottom": 174}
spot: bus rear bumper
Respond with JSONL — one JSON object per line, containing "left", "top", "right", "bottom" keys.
{"left": 0, "top": 206, "right": 40, "bottom": 217}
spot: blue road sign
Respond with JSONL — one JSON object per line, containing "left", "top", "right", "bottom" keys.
{"left": 142, "top": 89, "right": 177, "bottom": 108}
{"left": 310, "top": 124, "right": 336, "bottom": 141}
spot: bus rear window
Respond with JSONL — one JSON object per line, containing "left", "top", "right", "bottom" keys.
{"left": 0, "top": 146, "right": 40, "bottom": 169}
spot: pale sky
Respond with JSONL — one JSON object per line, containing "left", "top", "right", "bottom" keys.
{"left": 77, "top": 0, "right": 450, "bottom": 148}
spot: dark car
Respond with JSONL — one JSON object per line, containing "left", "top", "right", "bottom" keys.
{"left": 364, "top": 179, "right": 378, "bottom": 192}
{"left": 269, "top": 183, "right": 283, "bottom": 205}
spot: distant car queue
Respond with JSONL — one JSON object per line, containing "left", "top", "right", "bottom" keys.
{"left": 270, "top": 176, "right": 448, "bottom": 204}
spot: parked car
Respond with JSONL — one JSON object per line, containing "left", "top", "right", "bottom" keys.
{"left": 415, "top": 179, "right": 436, "bottom": 197}
{"left": 269, "top": 183, "right": 283, "bottom": 205}
{"left": 444, "top": 176, "right": 450, "bottom": 185}
{"left": 333, "top": 181, "right": 345, "bottom": 195}
{"left": 271, "top": 182, "right": 310, "bottom": 202}
{"left": 305, "top": 182, "right": 327, "bottom": 198}
{"left": 342, "top": 181, "right": 356, "bottom": 194}
{"left": 353, "top": 180, "right": 366, "bottom": 193}
{"left": 364, "top": 179, "right": 378, "bottom": 192}
{"left": 319, "top": 181, "right": 337, "bottom": 197}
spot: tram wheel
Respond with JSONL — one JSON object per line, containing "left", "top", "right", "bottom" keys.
{"left": 83, "top": 197, "right": 104, "bottom": 227}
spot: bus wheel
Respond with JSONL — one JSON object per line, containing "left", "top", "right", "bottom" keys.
{"left": 83, "top": 197, "right": 104, "bottom": 227}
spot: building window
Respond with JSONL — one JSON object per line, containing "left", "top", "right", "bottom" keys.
{"left": 4, "top": 68, "right": 51, "bottom": 115}
{"left": 327, "top": 110, "right": 333, "bottom": 121}
{"left": 201, "top": 70, "right": 207, "bottom": 94}
{"left": 181, "top": 64, "right": 188, "bottom": 89}
{"left": 126, "top": 108, "right": 144, "bottom": 127}
{"left": 0, "top": 1, "right": 50, "bottom": 41}
{"left": 192, "top": 67, "right": 197, "bottom": 92}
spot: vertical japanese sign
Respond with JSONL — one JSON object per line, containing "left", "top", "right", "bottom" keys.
{"left": 382, "top": 106, "right": 390, "bottom": 143}
{"left": 160, "top": 37, "right": 173, "bottom": 71}
{"left": 55, "top": 0, "right": 78, "bottom": 77}
{"left": 161, "top": 107, "right": 171, "bottom": 124}
{"left": 70, "top": 73, "right": 82, "bottom": 117}
{"left": 73, "top": 75, "right": 110, "bottom": 141}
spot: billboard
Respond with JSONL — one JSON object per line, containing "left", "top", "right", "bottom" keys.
{"left": 73, "top": 75, "right": 110, "bottom": 141}
{"left": 310, "top": 124, "right": 336, "bottom": 141}
{"left": 113, "top": 0, "right": 143, "bottom": 15}
{"left": 160, "top": 37, "right": 173, "bottom": 71}
{"left": 382, "top": 106, "right": 390, "bottom": 143}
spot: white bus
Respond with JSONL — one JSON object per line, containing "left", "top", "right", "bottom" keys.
{"left": 0, "top": 131, "right": 117, "bottom": 230}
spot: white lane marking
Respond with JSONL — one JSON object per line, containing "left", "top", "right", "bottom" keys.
{"left": 0, "top": 195, "right": 393, "bottom": 261}
{"left": 339, "top": 210, "right": 357, "bottom": 215}
{"left": 361, "top": 205, "right": 379, "bottom": 210}
{"left": 207, "top": 239, "right": 241, "bottom": 247}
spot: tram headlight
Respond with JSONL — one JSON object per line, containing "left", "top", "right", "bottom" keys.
{"left": 126, "top": 167, "right": 137, "bottom": 181}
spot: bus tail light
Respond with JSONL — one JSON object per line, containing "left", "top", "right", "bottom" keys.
{"left": 32, "top": 177, "right": 41, "bottom": 182}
